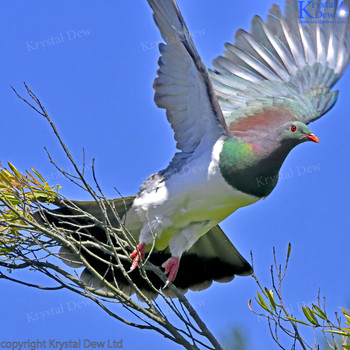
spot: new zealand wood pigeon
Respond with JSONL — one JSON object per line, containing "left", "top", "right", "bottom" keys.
{"left": 38, "top": 0, "right": 350, "bottom": 299}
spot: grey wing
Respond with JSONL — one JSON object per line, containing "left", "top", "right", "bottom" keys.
{"left": 148, "top": 0, "right": 229, "bottom": 172}
{"left": 210, "top": 0, "right": 350, "bottom": 140}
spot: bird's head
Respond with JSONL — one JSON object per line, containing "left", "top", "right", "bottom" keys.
{"left": 278, "top": 121, "right": 319, "bottom": 146}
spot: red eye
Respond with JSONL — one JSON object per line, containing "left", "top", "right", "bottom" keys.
{"left": 291, "top": 125, "right": 297, "bottom": 132}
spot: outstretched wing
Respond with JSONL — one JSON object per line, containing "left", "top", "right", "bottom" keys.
{"left": 210, "top": 0, "right": 350, "bottom": 141}
{"left": 148, "top": 0, "right": 229, "bottom": 171}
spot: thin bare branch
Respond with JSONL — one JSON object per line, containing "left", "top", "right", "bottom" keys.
{"left": 0, "top": 85, "right": 226, "bottom": 350}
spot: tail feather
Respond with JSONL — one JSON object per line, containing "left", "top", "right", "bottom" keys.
{"left": 58, "top": 246, "right": 84, "bottom": 268}
{"left": 36, "top": 196, "right": 252, "bottom": 299}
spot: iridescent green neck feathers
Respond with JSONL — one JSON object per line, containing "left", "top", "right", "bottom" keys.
{"left": 219, "top": 121, "right": 314, "bottom": 197}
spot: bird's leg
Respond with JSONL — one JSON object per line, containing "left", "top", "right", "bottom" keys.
{"left": 129, "top": 215, "right": 171, "bottom": 272}
{"left": 129, "top": 243, "right": 146, "bottom": 271}
{"left": 162, "top": 222, "right": 211, "bottom": 286}
{"left": 162, "top": 256, "right": 180, "bottom": 283}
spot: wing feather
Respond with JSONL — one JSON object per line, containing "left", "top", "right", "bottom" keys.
{"left": 210, "top": 0, "right": 350, "bottom": 140}
{"left": 148, "top": 0, "right": 229, "bottom": 173}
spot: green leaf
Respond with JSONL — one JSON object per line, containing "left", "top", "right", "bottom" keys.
{"left": 31, "top": 168, "right": 45, "bottom": 183}
{"left": 302, "top": 306, "right": 319, "bottom": 326}
{"left": 1, "top": 192, "right": 20, "bottom": 205}
{"left": 264, "top": 288, "right": 276, "bottom": 311}
{"left": 325, "top": 330, "right": 350, "bottom": 337}
{"left": 0, "top": 171, "right": 12, "bottom": 186}
{"left": 8, "top": 162, "right": 21, "bottom": 179}
{"left": 286, "top": 316, "right": 312, "bottom": 326}
{"left": 256, "top": 292, "right": 270, "bottom": 312}
{"left": 256, "top": 299, "right": 270, "bottom": 313}
{"left": 32, "top": 190, "right": 57, "bottom": 203}
{"left": 312, "top": 303, "right": 327, "bottom": 320}
{"left": 342, "top": 345, "right": 350, "bottom": 350}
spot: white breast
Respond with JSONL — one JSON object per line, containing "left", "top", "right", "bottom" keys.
{"left": 125, "top": 137, "right": 259, "bottom": 231}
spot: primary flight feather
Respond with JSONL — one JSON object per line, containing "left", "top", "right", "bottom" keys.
{"left": 38, "top": 0, "right": 350, "bottom": 299}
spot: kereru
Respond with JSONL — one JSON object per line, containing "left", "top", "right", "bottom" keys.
{"left": 38, "top": 0, "right": 350, "bottom": 299}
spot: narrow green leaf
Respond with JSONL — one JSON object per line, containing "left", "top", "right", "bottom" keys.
{"left": 286, "top": 316, "right": 312, "bottom": 326}
{"left": 325, "top": 330, "right": 350, "bottom": 337}
{"left": 8, "top": 162, "right": 21, "bottom": 179}
{"left": 312, "top": 303, "right": 327, "bottom": 320}
{"left": 256, "top": 292, "right": 270, "bottom": 312}
{"left": 0, "top": 171, "right": 12, "bottom": 186}
{"left": 342, "top": 345, "right": 350, "bottom": 350}
{"left": 302, "top": 306, "right": 319, "bottom": 326}
{"left": 264, "top": 288, "right": 276, "bottom": 311}
{"left": 31, "top": 168, "right": 45, "bottom": 183}
{"left": 255, "top": 299, "right": 269, "bottom": 312}
{"left": 1, "top": 192, "right": 20, "bottom": 205}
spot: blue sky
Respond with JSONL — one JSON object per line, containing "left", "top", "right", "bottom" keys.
{"left": 1, "top": 1, "right": 350, "bottom": 349}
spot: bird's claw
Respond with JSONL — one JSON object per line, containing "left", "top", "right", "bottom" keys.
{"left": 129, "top": 243, "right": 145, "bottom": 271}
{"left": 163, "top": 279, "right": 171, "bottom": 289}
{"left": 162, "top": 256, "right": 180, "bottom": 283}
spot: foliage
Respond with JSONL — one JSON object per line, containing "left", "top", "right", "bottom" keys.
{"left": 249, "top": 244, "right": 350, "bottom": 350}
{"left": 0, "top": 164, "right": 60, "bottom": 254}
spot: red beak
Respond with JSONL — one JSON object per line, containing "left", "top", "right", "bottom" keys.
{"left": 306, "top": 133, "right": 319, "bottom": 143}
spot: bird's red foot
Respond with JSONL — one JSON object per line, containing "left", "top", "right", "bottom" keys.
{"left": 163, "top": 256, "right": 180, "bottom": 282}
{"left": 129, "top": 243, "right": 145, "bottom": 271}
